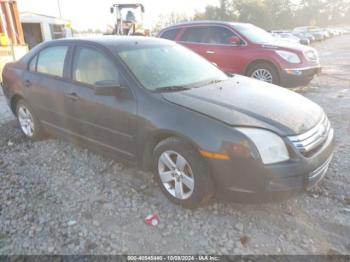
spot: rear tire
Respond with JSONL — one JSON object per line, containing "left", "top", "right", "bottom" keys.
{"left": 153, "top": 137, "right": 214, "bottom": 208}
{"left": 16, "top": 99, "right": 44, "bottom": 140}
{"left": 247, "top": 62, "right": 280, "bottom": 85}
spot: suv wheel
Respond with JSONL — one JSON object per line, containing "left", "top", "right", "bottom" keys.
{"left": 16, "top": 99, "right": 44, "bottom": 140}
{"left": 153, "top": 137, "right": 214, "bottom": 208}
{"left": 247, "top": 62, "right": 279, "bottom": 85}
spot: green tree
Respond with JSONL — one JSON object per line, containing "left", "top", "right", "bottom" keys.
{"left": 194, "top": 0, "right": 237, "bottom": 21}
{"left": 235, "top": 0, "right": 272, "bottom": 29}
{"left": 193, "top": 0, "right": 350, "bottom": 29}
{"left": 153, "top": 12, "right": 191, "bottom": 32}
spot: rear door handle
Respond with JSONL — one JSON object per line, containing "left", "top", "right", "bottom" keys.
{"left": 24, "top": 80, "right": 32, "bottom": 87}
{"left": 65, "top": 92, "right": 79, "bottom": 101}
{"left": 206, "top": 50, "right": 215, "bottom": 54}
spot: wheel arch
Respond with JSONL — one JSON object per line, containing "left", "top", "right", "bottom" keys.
{"left": 10, "top": 94, "right": 24, "bottom": 114}
{"left": 245, "top": 59, "right": 281, "bottom": 76}
{"left": 140, "top": 130, "right": 203, "bottom": 171}
{"left": 245, "top": 59, "right": 281, "bottom": 84}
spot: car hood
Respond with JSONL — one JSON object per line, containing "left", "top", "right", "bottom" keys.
{"left": 161, "top": 76, "right": 323, "bottom": 136}
{"left": 260, "top": 40, "right": 313, "bottom": 52}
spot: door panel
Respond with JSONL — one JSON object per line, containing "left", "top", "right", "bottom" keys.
{"left": 64, "top": 83, "right": 137, "bottom": 159}
{"left": 202, "top": 44, "right": 246, "bottom": 74}
{"left": 178, "top": 26, "right": 210, "bottom": 60}
{"left": 23, "top": 45, "right": 70, "bottom": 129}
{"left": 179, "top": 26, "right": 247, "bottom": 74}
{"left": 64, "top": 46, "right": 137, "bottom": 160}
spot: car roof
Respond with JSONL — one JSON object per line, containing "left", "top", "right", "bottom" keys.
{"left": 43, "top": 36, "right": 173, "bottom": 50}
{"left": 19, "top": 36, "right": 174, "bottom": 66}
{"left": 161, "top": 20, "right": 250, "bottom": 30}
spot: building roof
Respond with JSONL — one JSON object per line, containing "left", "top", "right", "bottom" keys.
{"left": 20, "top": 12, "right": 71, "bottom": 24}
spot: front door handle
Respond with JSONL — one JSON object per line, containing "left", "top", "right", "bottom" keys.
{"left": 65, "top": 92, "right": 79, "bottom": 101}
{"left": 24, "top": 80, "right": 32, "bottom": 88}
{"left": 206, "top": 50, "right": 215, "bottom": 54}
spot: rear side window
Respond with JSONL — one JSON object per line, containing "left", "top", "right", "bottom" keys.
{"left": 160, "top": 28, "right": 180, "bottom": 40}
{"left": 180, "top": 27, "right": 208, "bottom": 43}
{"left": 72, "top": 47, "right": 119, "bottom": 86}
{"left": 180, "top": 26, "right": 237, "bottom": 45}
{"left": 37, "top": 46, "right": 68, "bottom": 77}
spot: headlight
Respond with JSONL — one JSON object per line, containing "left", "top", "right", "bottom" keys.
{"left": 304, "top": 49, "right": 319, "bottom": 61}
{"left": 236, "top": 128, "right": 289, "bottom": 164}
{"left": 275, "top": 50, "right": 301, "bottom": 63}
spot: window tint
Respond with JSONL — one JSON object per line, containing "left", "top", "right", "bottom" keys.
{"left": 160, "top": 28, "right": 180, "bottom": 40}
{"left": 73, "top": 47, "right": 119, "bottom": 85}
{"left": 180, "top": 26, "right": 237, "bottom": 45}
{"left": 207, "top": 27, "right": 237, "bottom": 44}
{"left": 37, "top": 46, "right": 68, "bottom": 77}
{"left": 180, "top": 27, "right": 208, "bottom": 43}
{"left": 29, "top": 55, "right": 37, "bottom": 72}
{"left": 118, "top": 45, "right": 227, "bottom": 90}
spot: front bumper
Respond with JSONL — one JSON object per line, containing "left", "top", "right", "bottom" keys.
{"left": 209, "top": 124, "right": 335, "bottom": 195}
{"left": 280, "top": 66, "right": 321, "bottom": 87}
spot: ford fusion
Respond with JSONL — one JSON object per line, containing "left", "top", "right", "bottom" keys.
{"left": 1, "top": 37, "right": 334, "bottom": 208}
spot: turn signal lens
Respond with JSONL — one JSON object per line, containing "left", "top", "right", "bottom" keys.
{"left": 221, "top": 142, "right": 252, "bottom": 159}
{"left": 199, "top": 150, "right": 230, "bottom": 160}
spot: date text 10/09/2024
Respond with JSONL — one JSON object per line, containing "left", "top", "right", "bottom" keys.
{"left": 127, "top": 256, "right": 220, "bottom": 261}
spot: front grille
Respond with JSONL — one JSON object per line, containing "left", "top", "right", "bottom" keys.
{"left": 288, "top": 114, "right": 332, "bottom": 157}
{"left": 304, "top": 50, "right": 319, "bottom": 61}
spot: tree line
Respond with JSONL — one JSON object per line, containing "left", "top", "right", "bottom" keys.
{"left": 154, "top": 0, "right": 350, "bottom": 31}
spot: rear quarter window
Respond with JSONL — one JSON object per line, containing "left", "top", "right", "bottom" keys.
{"left": 160, "top": 28, "right": 180, "bottom": 40}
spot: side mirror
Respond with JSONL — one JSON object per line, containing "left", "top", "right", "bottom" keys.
{"left": 227, "top": 36, "right": 241, "bottom": 45}
{"left": 94, "top": 80, "right": 124, "bottom": 96}
{"left": 110, "top": 7, "right": 114, "bottom": 14}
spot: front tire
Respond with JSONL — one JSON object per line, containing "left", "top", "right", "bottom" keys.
{"left": 16, "top": 99, "right": 44, "bottom": 140}
{"left": 247, "top": 62, "right": 280, "bottom": 85}
{"left": 153, "top": 137, "right": 214, "bottom": 208}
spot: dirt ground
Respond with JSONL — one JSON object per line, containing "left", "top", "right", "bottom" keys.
{"left": 0, "top": 35, "right": 349, "bottom": 255}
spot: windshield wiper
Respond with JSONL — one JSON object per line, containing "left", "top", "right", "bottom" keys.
{"left": 155, "top": 85, "right": 191, "bottom": 92}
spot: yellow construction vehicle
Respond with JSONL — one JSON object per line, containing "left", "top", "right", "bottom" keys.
{"left": 110, "top": 3, "right": 149, "bottom": 36}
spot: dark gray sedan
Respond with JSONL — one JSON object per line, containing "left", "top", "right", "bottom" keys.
{"left": 1, "top": 37, "right": 334, "bottom": 208}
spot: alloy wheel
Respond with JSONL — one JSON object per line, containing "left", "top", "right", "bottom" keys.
{"left": 17, "top": 105, "right": 35, "bottom": 137}
{"left": 251, "top": 68, "right": 273, "bottom": 83}
{"left": 158, "top": 150, "right": 195, "bottom": 200}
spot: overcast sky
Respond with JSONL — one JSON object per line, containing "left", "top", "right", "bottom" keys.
{"left": 17, "top": 0, "right": 219, "bottom": 30}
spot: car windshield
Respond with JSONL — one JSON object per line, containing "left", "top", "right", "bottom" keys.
{"left": 117, "top": 44, "right": 227, "bottom": 91}
{"left": 233, "top": 23, "right": 275, "bottom": 43}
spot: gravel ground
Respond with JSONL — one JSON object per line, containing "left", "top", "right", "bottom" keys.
{"left": 0, "top": 35, "right": 350, "bottom": 255}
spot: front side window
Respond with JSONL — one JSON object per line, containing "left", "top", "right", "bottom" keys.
{"left": 37, "top": 46, "right": 68, "bottom": 77}
{"left": 160, "top": 28, "right": 180, "bottom": 40}
{"left": 118, "top": 44, "right": 227, "bottom": 91}
{"left": 180, "top": 27, "right": 237, "bottom": 45}
{"left": 72, "top": 47, "right": 119, "bottom": 86}
{"left": 207, "top": 27, "right": 237, "bottom": 45}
